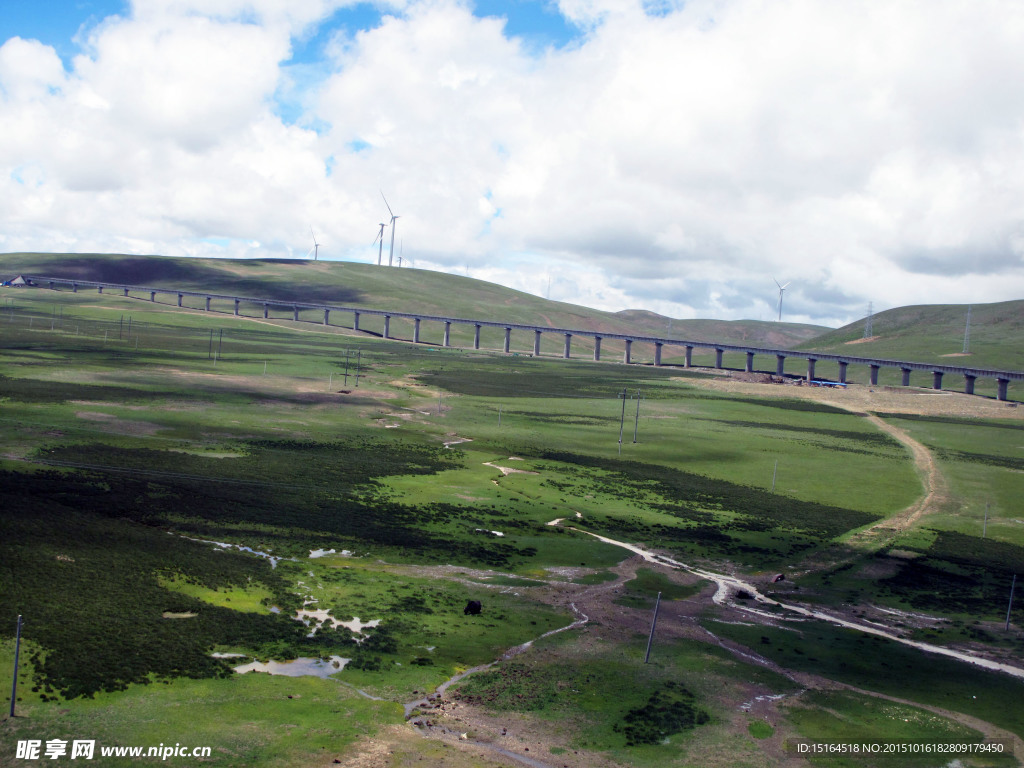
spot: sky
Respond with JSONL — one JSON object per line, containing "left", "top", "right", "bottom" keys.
{"left": 2, "top": 0, "right": 1024, "bottom": 327}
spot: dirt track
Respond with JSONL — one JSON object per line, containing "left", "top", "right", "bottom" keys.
{"left": 688, "top": 372, "right": 1024, "bottom": 421}
{"left": 324, "top": 374, "right": 1024, "bottom": 768}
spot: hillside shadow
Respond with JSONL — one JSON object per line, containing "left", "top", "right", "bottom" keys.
{"left": 32, "top": 257, "right": 364, "bottom": 305}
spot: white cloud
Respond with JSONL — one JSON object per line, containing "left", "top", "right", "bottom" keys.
{"left": 2, "top": 0, "right": 1024, "bottom": 326}
{"left": 0, "top": 37, "right": 66, "bottom": 100}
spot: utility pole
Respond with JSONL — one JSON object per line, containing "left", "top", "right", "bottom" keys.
{"left": 1007, "top": 574, "right": 1017, "bottom": 631}
{"left": 632, "top": 389, "right": 642, "bottom": 443}
{"left": 618, "top": 388, "right": 627, "bottom": 455}
{"left": 10, "top": 615, "right": 22, "bottom": 717}
{"left": 354, "top": 350, "right": 361, "bottom": 387}
{"left": 772, "top": 460, "right": 778, "bottom": 492}
{"left": 644, "top": 593, "right": 661, "bottom": 663}
{"left": 983, "top": 503, "right": 989, "bottom": 538}
{"left": 208, "top": 329, "right": 213, "bottom": 359}
{"left": 343, "top": 349, "right": 350, "bottom": 385}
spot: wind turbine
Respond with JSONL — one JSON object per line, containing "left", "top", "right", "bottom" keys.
{"left": 372, "top": 222, "right": 386, "bottom": 266}
{"left": 381, "top": 191, "right": 400, "bottom": 267}
{"left": 308, "top": 227, "right": 320, "bottom": 261}
{"left": 772, "top": 276, "right": 791, "bottom": 322}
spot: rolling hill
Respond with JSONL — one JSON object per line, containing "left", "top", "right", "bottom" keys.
{"left": 797, "top": 300, "right": 1024, "bottom": 372}
{"left": 0, "top": 252, "right": 828, "bottom": 348}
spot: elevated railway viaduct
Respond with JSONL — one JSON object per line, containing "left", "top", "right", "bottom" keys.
{"left": 26, "top": 275, "right": 1024, "bottom": 401}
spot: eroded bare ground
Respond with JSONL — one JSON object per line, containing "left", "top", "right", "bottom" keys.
{"left": 686, "top": 372, "right": 1024, "bottom": 421}
{"left": 329, "top": 553, "right": 1023, "bottom": 768}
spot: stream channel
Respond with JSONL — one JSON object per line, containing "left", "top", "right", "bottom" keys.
{"left": 219, "top": 519, "right": 1023, "bottom": 767}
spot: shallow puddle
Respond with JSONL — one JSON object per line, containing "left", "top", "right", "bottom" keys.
{"left": 233, "top": 656, "right": 349, "bottom": 677}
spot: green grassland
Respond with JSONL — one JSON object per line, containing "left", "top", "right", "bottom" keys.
{"left": 2, "top": 268, "right": 1024, "bottom": 767}
{"left": 705, "top": 619, "right": 1024, "bottom": 743}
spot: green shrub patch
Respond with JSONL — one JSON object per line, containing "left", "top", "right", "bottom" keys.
{"left": 613, "top": 681, "right": 709, "bottom": 746}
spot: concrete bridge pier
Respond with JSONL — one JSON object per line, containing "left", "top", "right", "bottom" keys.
{"left": 292, "top": 306, "right": 299, "bottom": 322}
{"left": 151, "top": 291, "right": 157, "bottom": 302}
{"left": 745, "top": 351, "right": 755, "bottom": 373}
{"left": 414, "top": 318, "right": 422, "bottom": 343}
{"left": 870, "top": 364, "right": 880, "bottom": 385}
{"left": 839, "top": 361, "right": 849, "bottom": 383}
{"left": 48, "top": 281, "right": 54, "bottom": 290}
{"left": 563, "top": 333, "right": 571, "bottom": 359}
{"left": 233, "top": 299, "right": 240, "bottom": 315}
{"left": 715, "top": 348, "right": 724, "bottom": 369}
{"left": 654, "top": 342, "right": 663, "bottom": 366}
{"left": 72, "top": 283, "right": 78, "bottom": 293}
{"left": 384, "top": 315, "right": 391, "bottom": 339}
{"left": 323, "top": 309, "right": 330, "bottom": 326}
{"left": 901, "top": 367, "right": 912, "bottom": 386}
{"left": 263, "top": 304, "right": 269, "bottom": 319}
{"left": 353, "top": 311, "right": 360, "bottom": 331}
{"left": 594, "top": 336, "right": 602, "bottom": 361}
{"left": 998, "top": 378, "right": 1010, "bottom": 401}
{"left": 932, "top": 371, "right": 944, "bottom": 390}
{"left": 624, "top": 340, "right": 632, "bottom": 365}
{"left": 123, "top": 288, "right": 129, "bottom": 297}
{"left": 444, "top": 322, "right": 451, "bottom": 347}
{"left": 98, "top": 286, "right": 103, "bottom": 294}
{"left": 964, "top": 373, "right": 976, "bottom": 395}
{"left": 807, "top": 358, "right": 817, "bottom": 382}
{"left": 177, "top": 294, "right": 183, "bottom": 307}
{"left": 205, "top": 297, "right": 211, "bottom": 311}
{"left": 685, "top": 346, "right": 693, "bottom": 367}
{"left": 776, "top": 354, "right": 786, "bottom": 376}
{"left": 533, "top": 330, "right": 541, "bottom": 356}
{"left": 503, "top": 327, "right": 511, "bottom": 353}
{"left": 474, "top": 324, "right": 481, "bottom": 350}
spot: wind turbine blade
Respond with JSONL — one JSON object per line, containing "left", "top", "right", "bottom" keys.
{"left": 781, "top": 281, "right": 791, "bottom": 290}
{"left": 772, "top": 275, "right": 781, "bottom": 289}
{"left": 381, "top": 191, "right": 394, "bottom": 218}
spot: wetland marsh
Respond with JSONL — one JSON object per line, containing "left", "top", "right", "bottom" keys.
{"left": 2, "top": 282, "right": 1023, "bottom": 768}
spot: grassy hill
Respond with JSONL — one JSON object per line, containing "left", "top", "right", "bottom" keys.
{"left": 3, "top": 256, "right": 1024, "bottom": 765}
{"left": 0, "top": 252, "right": 828, "bottom": 348}
{"left": 797, "top": 300, "right": 1024, "bottom": 372}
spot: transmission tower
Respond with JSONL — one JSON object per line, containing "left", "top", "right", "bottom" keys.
{"left": 864, "top": 302, "right": 873, "bottom": 339}
{"left": 963, "top": 305, "right": 971, "bottom": 353}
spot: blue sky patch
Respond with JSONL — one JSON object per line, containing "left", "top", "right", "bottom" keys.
{"left": 471, "top": 0, "right": 580, "bottom": 50}
{"left": 287, "top": 3, "right": 384, "bottom": 66}
{"left": 1, "top": 0, "right": 127, "bottom": 63}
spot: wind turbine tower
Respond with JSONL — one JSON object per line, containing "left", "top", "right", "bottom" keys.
{"left": 381, "top": 191, "right": 400, "bottom": 267}
{"left": 309, "top": 227, "right": 320, "bottom": 261}
{"left": 772, "top": 276, "right": 791, "bottom": 322}
{"left": 372, "top": 223, "right": 386, "bottom": 266}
